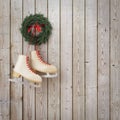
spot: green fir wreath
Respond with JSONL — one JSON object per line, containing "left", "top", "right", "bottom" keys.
{"left": 20, "top": 14, "right": 52, "bottom": 45}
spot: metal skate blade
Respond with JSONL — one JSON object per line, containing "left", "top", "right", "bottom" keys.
{"left": 9, "top": 78, "right": 41, "bottom": 88}
{"left": 9, "top": 78, "right": 25, "bottom": 85}
{"left": 41, "top": 73, "right": 58, "bottom": 78}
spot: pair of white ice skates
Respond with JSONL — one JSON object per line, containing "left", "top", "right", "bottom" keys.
{"left": 10, "top": 50, "right": 57, "bottom": 87}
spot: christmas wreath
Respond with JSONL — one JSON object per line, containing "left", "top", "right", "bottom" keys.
{"left": 20, "top": 14, "right": 52, "bottom": 45}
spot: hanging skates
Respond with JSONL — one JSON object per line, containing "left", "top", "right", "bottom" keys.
{"left": 9, "top": 51, "right": 57, "bottom": 87}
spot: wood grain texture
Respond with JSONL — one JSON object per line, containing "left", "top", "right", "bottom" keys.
{"left": 73, "top": 0, "right": 85, "bottom": 120}
{"left": 23, "top": 0, "right": 35, "bottom": 120}
{"left": 35, "top": 0, "right": 48, "bottom": 120}
{"left": 111, "top": 0, "right": 120, "bottom": 119}
{"left": 10, "top": 0, "right": 23, "bottom": 119}
{"left": 0, "top": 0, "right": 10, "bottom": 120}
{"left": 85, "top": 0, "right": 97, "bottom": 120}
{"left": 98, "top": 0, "right": 110, "bottom": 120}
{"left": 48, "top": 0, "right": 60, "bottom": 120}
{"left": 61, "top": 0, "right": 72, "bottom": 120}
{"left": 0, "top": 0, "right": 120, "bottom": 120}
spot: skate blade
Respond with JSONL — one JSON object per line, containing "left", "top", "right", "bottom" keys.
{"left": 9, "top": 78, "right": 41, "bottom": 88}
{"left": 41, "top": 73, "right": 58, "bottom": 78}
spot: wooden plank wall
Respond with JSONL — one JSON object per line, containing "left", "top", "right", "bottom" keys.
{"left": 0, "top": 0, "right": 120, "bottom": 120}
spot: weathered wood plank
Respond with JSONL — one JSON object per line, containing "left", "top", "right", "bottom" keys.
{"left": 35, "top": 0, "right": 48, "bottom": 120}
{"left": 48, "top": 0, "right": 60, "bottom": 120}
{"left": 10, "top": 0, "right": 23, "bottom": 119}
{"left": 111, "top": 0, "right": 120, "bottom": 119}
{"left": 61, "top": 0, "right": 72, "bottom": 119}
{"left": 23, "top": 0, "right": 35, "bottom": 120}
{"left": 0, "top": 0, "right": 10, "bottom": 120}
{"left": 73, "top": 0, "right": 85, "bottom": 120}
{"left": 85, "top": 0, "right": 97, "bottom": 120}
{"left": 1, "top": 1, "right": 120, "bottom": 120}
{"left": 98, "top": 0, "right": 110, "bottom": 120}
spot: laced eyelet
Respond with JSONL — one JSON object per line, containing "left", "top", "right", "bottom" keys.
{"left": 26, "top": 56, "right": 36, "bottom": 73}
{"left": 36, "top": 51, "right": 50, "bottom": 66}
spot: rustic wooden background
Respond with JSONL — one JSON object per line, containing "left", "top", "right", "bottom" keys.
{"left": 0, "top": 0, "right": 120, "bottom": 120}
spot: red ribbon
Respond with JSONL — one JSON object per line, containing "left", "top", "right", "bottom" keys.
{"left": 28, "top": 23, "right": 43, "bottom": 34}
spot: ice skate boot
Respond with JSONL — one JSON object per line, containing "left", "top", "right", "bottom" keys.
{"left": 31, "top": 50, "right": 57, "bottom": 78}
{"left": 10, "top": 55, "right": 42, "bottom": 87}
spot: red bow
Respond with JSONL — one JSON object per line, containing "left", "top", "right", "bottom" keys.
{"left": 28, "top": 23, "right": 42, "bottom": 35}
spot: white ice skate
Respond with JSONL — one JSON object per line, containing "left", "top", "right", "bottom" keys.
{"left": 9, "top": 55, "right": 42, "bottom": 87}
{"left": 31, "top": 50, "right": 57, "bottom": 78}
